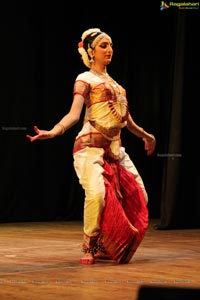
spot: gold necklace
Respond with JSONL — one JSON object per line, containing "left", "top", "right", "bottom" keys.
{"left": 90, "top": 68, "right": 128, "bottom": 123}
{"left": 90, "top": 68, "right": 119, "bottom": 88}
{"left": 90, "top": 68, "right": 109, "bottom": 80}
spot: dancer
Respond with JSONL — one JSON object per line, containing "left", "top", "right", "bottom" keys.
{"left": 26, "top": 28, "right": 156, "bottom": 264}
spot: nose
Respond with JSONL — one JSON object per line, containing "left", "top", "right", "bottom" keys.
{"left": 107, "top": 44, "right": 113, "bottom": 54}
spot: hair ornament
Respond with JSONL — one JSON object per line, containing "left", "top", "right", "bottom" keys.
{"left": 78, "top": 41, "right": 84, "bottom": 48}
{"left": 78, "top": 28, "right": 111, "bottom": 68}
{"left": 81, "top": 28, "right": 101, "bottom": 42}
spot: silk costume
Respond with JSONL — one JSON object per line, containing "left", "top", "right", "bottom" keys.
{"left": 73, "top": 71, "right": 148, "bottom": 264}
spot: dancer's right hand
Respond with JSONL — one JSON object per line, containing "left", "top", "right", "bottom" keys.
{"left": 26, "top": 125, "right": 54, "bottom": 142}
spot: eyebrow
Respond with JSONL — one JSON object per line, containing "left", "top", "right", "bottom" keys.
{"left": 99, "top": 41, "right": 112, "bottom": 46}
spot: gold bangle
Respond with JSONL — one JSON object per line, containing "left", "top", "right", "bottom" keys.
{"left": 55, "top": 123, "right": 65, "bottom": 135}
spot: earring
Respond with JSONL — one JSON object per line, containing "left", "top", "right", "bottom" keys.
{"left": 88, "top": 48, "right": 94, "bottom": 63}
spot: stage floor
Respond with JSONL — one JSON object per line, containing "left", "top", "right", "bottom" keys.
{"left": 0, "top": 219, "right": 199, "bottom": 300}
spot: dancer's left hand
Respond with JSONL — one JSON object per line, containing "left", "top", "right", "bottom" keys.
{"left": 142, "top": 135, "right": 156, "bottom": 156}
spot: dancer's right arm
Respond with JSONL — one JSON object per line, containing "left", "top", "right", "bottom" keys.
{"left": 26, "top": 94, "right": 84, "bottom": 142}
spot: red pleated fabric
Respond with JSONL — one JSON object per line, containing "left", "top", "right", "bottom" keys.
{"left": 97, "top": 159, "right": 149, "bottom": 264}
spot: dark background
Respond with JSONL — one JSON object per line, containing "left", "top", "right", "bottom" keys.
{"left": 0, "top": 1, "right": 199, "bottom": 228}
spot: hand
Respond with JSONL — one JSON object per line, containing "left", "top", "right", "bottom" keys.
{"left": 26, "top": 125, "right": 54, "bottom": 142}
{"left": 142, "top": 135, "right": 156, "bottom": 156}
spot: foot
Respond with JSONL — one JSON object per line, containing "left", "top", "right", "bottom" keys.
{"left": 79, "top": 252, "right": 95, "bottom": 265}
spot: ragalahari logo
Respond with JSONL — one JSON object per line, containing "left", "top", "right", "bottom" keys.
{"left": 160, "top": 1, "right": 170, "bottom": 10}
{"left": 160, "top": 1, "right": 199, "bottom": 10}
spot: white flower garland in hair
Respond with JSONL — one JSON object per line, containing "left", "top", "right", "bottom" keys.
{"left": 78, "top": 45, "right": 91, "bottom": 68}
{"left": 78, "top": 28, "right": 101, "bottom": 68}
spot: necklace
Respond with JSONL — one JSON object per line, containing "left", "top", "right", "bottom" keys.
{"left": 90, "top": 68, "right": 129, "bottom": 123}
{"left": 90, "top": 68, "right": 119, "bottom": 88}
{"left": 90, "top": 68, "right": 109, "bottom": 80}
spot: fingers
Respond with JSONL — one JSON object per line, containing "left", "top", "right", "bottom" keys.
{"left": 147, "top": 148, "right": 154, "bottom": 156}
{"left": 34, "top": 125, "right": 40, "bottom": 134}
{"left": 144, "top": 138, "right": 156, "bottom": 156}
{"left": 26, "top": 126, "right": 40, "bottom": 142}
{"left": 26, "top": 134, "right": 32, "bottom": 141}
{"left": 148, "top": 144, "right": 156, "bottom": 155}
{"left": 26, "top": 134, "right": 36, "bottom": 142}
{"left": 26, "top": 125, "right": 51, "bottom": 142}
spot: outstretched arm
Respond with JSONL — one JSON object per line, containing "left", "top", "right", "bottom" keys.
{"left": 126, "top": 113, "right": 156, "bottom": 156}
{"left": 26, "top": 94, "right": 85, "bottom": 142}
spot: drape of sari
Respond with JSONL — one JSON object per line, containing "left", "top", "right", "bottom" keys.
{"left": 97, "top": 158, "right": 148, "bottom": 264}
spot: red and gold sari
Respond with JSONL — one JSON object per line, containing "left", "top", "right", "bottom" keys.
{"left": 73, "top": 71, "right": 148, "bottom": 263}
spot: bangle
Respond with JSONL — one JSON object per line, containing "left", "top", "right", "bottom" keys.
{"left": 54, "top": 123, "right": 66, "bottom": 135}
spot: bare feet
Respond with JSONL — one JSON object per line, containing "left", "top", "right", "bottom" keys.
{"left": 79, "top": 252, "right": 95, "bottom": 265}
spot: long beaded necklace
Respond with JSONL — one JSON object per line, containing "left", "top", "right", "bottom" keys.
{"left": 89, "top": 68, "right": 129, "bottom": 122}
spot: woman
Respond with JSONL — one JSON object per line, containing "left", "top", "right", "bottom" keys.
{"left": 26, "top": 28, "right": 156, "bottom": 265}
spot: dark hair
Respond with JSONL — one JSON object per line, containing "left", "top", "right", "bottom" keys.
{"left": 83, "top": 32, "right": 102, "bottom": 51}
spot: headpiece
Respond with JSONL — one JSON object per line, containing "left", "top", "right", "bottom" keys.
{"left": 78, "top": 28, "right": 112, "bottom": 68}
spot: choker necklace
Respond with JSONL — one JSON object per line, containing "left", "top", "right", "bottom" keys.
{"left": 90, "top": 67, "right": 121, "bottom": 90}
{"left": 90, "top": 68, "right": 109, "bottom": 80}
{"left": 90, "top": 68, "right": 119, "bottom": 89}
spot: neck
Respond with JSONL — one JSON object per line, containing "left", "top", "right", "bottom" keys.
{"left": 90, "top": 65, "right": 107, "bottom": 74}
{"left": 90, "top": 68, "right": 107, "bottom": 76}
